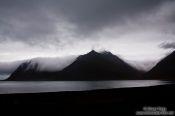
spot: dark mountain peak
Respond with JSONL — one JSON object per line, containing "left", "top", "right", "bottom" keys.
{"left": 85, "top": 50, "right": 101, "bottom": 56}
{"left": 77, "top": 50, "right": 99, "bottom": 60}
{"left": 61, "top": 50, "right": 140, "bottom": 80}
{"left": 15, "top": 60, "right": 39, "bottom": 72}
{"left": 89, "top": 50, "right": 98, "bottom": 54}
{"left": 158, "top": 50, "right": 175, "bottom": 65}
{"left": 17, "top": 61, "right": 31, "bottom": 71}
{"left": 87, "top": 50, "right": 112, "bottom": 56}
{"left": 145, "top": 50, "right": 175, "bottom": 80}
{"left": 81, "top": 50, "right": 116, "bottom": 60}
{"left": 101, "top": 50, "right": 113, "bottom": 55}
{"left": 167, "top": 50, "right": 175, "bottom": 58}
{"left": 7, "top": 50, "right": 142, "bottom": 81}
{"left": 7, "top": 60, "right": 42, "bottom": 81}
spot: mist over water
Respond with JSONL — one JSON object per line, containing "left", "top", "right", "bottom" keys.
{"left": 0, "top": 80, "right": 170, "bottom": 94}
{"left": 0, "top": 74, "right": 9, "bottom": 80}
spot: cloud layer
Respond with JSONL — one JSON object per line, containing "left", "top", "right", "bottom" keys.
{"left": 160, "top": 42, "right": 175, "bottom": 49}
{"left": 0, "top": 0, "right": 175, "bottom": 64}
{"left": 0, "top": 56, "right": 77, "bottom": 80}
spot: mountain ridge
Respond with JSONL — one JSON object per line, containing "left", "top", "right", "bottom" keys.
{"left": 145, "top": 50, "right": 175, "bottom": 80}
{"left": 7, "top": 50, "right": 143, "bottom": 81}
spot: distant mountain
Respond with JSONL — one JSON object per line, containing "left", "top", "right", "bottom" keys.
{"left": 7, "top": 61, "right": 58, "bottom": 81}
{"left": 7, "top": 50, "right": 142, "bottom": 81}
{"left": 58, "top": 50, "right": 142, "bottom": 80}
{"left": 145, "top": 51, "right": 175, "bottom": 80}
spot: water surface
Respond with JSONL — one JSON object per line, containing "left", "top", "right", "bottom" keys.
{"left": 0, "top": 80, "right": 170, "bottom": 94}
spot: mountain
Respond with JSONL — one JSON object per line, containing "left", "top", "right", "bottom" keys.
{"left": 58, "top": 50, "right": 142, "bottom": 80}
{"left": 145, "top": 51, "right": 175, "bottom": 80}
{"left": 7, "top": 50, "right": 142, "bottom": 81}
{"left": 7, "top": 61, "right": 58, "bottom": 81}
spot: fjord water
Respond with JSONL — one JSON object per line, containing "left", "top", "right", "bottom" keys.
{"left": 0, "top": 80, "right": 170, "bottom": 94}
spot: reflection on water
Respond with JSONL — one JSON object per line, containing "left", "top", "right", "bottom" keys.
{"left": 0, "top": 80, "right": 170, "bottom": 94}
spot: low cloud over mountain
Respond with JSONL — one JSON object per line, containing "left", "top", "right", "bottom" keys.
{"left": 0, "top": 0, "right": 175, "bottom": 62}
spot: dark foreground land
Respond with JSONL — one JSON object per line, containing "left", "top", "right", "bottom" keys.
{"left": 0, "top": 84, "right": 175, "bottom": 115}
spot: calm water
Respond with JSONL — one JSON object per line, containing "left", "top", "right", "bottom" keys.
{"left": 0, "top": 80, "right": 170, "bottom": 94}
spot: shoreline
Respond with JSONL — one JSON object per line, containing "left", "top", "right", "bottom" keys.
{"left": 0, "top": 83, "right": 174, "bottom": 103}
{"left": 0, "top": 83, "right": 174, "bottom": 114}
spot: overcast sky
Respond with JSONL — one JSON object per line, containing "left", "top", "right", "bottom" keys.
{"left": 0, "top": 0, "right": 175, "bottom": 63}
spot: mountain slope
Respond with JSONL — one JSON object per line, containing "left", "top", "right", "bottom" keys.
{"left": 145, "top": 51, "right": 175, "bottom": 80}
{"left": 58, "top": 50, "right": 141, "bottom": 80}
{"left": 7, "top": 61, "right": 57, "bottom": 81}
{"left": 7, "top": 50, "right": 142, "bottom": 81}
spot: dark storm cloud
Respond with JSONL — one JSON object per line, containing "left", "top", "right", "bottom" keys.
{"left": 0, "top": 0, "right": 165, "bottom": 44}
{"left": 50, "top": 0, "right": 164, "bottom": 34}
{"left": 160, "top": 42, "right": 175, "bottom": 49}
{"left": 0, "top": 0, "right": 58, "bottom": 43}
